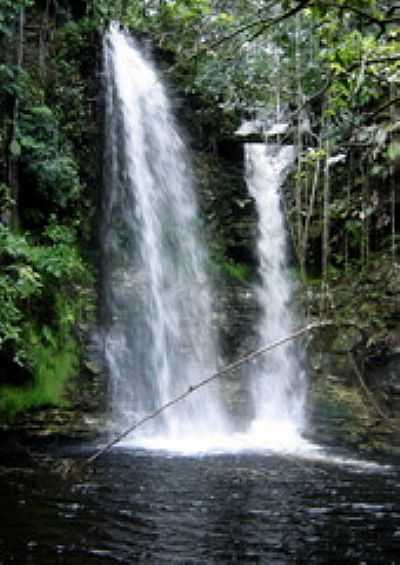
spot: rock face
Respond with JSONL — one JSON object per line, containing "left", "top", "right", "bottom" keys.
{"left": 306, "top": 282, "right": 400, "bottom": 454}
{"left": 193, "top": 142, "right": 260, "bottom": 360}
{"left": 366, "top": 353, "right": 400, "bottom": 412}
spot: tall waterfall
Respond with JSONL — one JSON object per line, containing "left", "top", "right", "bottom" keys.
{"left": 101, "top": 24, "right": 227, "bottom": 445}
{"left": 245, "top": 143, "right": 307, "bottom": 446}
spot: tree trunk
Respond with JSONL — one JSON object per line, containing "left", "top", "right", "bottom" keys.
{"left": 295, "top": 13, "right": 304, "bottom": 270}
{"left": 301, "top": 141, "right": 321, "bottom": 279}
{"left": 344, "top": 153, "right": 352, "bottom": 274}
{"left": 322, "top": 135, "right": 330, "bottom": 282}
{"left": 7, "top": 6, "right": 25, "bottom": 230}
{"left": 390, "top": 83, "right": 396, "bottom": 261}
{"left": 39, "top": 0, "right": 50, "bottom": 82}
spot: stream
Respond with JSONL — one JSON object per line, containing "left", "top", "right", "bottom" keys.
{"left": 1, "top": 436, "right": 399, "bottom": 564}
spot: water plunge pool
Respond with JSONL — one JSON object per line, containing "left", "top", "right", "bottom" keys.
{"left": 1, "top": 439, "right": 399, "bottom": 564}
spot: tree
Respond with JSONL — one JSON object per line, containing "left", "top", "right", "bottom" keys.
{"left": 120, "top": 0, "right": 400, "bottom": 334}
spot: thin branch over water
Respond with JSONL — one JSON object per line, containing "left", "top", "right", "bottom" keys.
{"left": 59, "top": 321, "right": 331, "bottom": 478}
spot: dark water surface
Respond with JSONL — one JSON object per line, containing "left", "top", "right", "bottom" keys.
{"left": 1, "top": 443, "right": 399, "bottom": 564}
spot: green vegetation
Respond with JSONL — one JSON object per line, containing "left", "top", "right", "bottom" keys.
{"left": 0, "top": 220, "right": 94, "bottom": 416}
{"left": 0, "top": 0, "right": 398, "bottom": 417}
{"left": 0, "top": 309, "right": 79, "bottom": 417}
{"left": 0, "top": 0, "right": 97, "bottom": 417}
{"left": 211, "top": 254, "right": 251, "bottom": 283}
{"left": 118, "top": 0, "right": 399, "bottom": 346}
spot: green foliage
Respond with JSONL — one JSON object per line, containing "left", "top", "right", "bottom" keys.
{"left": 0, "top": 320, "right": 78, "bottom": 418}
{"left": 388, "top": 141, "right": 400, "bottom": 163}
{"left": 18, "top": 98, "right": 81, "bottom": 214}
{"left": 222, "top": 260, "right": 250, "bottom": 283}
{"left": 0, "top": 1, "right": 101, "bottom": 419}
{"left": 52, "top": 21, "right": 96, "bottom": 143}
{"left": 0, "top": 0, "right": 33, "bottom": 37}
{"left": 119, "top": 0, "right": 399, "bottom": 292}
{"left": 211, "top": 255, "right": 250, "bottom": 282}
{"left": 0, "top": 221, "right": 94, "bottom": 416}
{"left": 0, "top": 182, "right": 15, "bottom": 209}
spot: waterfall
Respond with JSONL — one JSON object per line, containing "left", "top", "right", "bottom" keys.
{"left": 100, "top": 23, "right": 309, "bottom": 454}
{"left": 101, "top": 23, "right": 228, "bottom": 446}
{"left": 245, "top": 143, "right": 307, "bottom": 447}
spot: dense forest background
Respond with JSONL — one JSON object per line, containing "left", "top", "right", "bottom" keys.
{"left": 0, "top": 0, "right": 399, "bottom": 419}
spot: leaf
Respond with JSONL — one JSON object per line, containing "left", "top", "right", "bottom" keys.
{"left": 9, "top": 139, "right": 21, "bottom": 157}
{"left": 387, "top": 141, "right": 400, "bottom": 162}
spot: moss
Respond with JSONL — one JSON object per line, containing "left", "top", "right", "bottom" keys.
{"left": 313, "top": 375, "right": 400, "bottom": 455}
{"left": 0, "top": 289, "right": 89, "bottom": 419}
{"left": 0, "top": 341, "right": 77, "bottom": 418}
{"left": 210, "top": 255, "right": 251, "bottom": 283}
{"left": 221, "top": 260, "right": 250, "bottom": 283}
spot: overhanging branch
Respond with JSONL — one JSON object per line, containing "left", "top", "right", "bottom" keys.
{"left": 205, "top": 1, "right": 399, "bottom": 54}
{"left": 59, "top": 320, "right": 332, "bottom": 477}
{"left": 206, "top": 0, "right": 311, "bottom": 52}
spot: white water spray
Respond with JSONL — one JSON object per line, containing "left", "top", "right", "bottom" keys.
{"left": 101, "top": 24, "right": 228, "bottom": 444}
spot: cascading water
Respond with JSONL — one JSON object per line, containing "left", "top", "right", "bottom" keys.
{"left": 101, "top": 22, "right": 311, "bottom": 454}
{"left": 244, "top": 143, "right": 308, "bottom": 450}
{"left": 101, "top": 23, "right": 228, "bottom": 446}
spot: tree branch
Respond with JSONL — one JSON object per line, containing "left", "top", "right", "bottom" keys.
{"left": 60, "top": 321, "right": 331, "bottom": 477}
{"left": 348, "top": 55, "right": 400, "bottom": 72}
{"left": 205, "top": 1, "right": 399, "bottom": 54}
{"left": 347, "top": 351, "right": 399, "bottom": 431}
{"left": 368, "top": 96, "right": 400, "bottom": 121}
{"left": 321, "top": 2, "right": 400, "bottom": 30}
{"left": 206, "top": 0, "right": 311, "bottom": 52}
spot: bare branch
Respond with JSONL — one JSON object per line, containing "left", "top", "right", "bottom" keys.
{"left": 348, "top": 351, "right": 398, "bottom": 431}
{"left": 368, "top": 96, "right": 400, "bottom": 121}
{"left": 348, "top": 55, "right": 400, "bottom": 73}
{"left": 205, "top": 1, "right": 399, "bottom": 54}
{"left": 61, "top": 320, "right": 331, "bottom": 476}
{"left": 321, "top": 2, "right": 400, "bottom": 29}
{"left": 206, "top": 0, "right": 311, "bottom": 52}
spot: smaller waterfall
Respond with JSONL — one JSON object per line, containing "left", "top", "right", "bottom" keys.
{"left": 245, "top": 143, "right": 307, "bottom": 448}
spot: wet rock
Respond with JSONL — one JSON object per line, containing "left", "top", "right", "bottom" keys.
{"left": 9, "top": 405, "right": 105, "bottom": 442}
{"left": 331, "top": 327, "right": 363, "bottom": 353}
{"left": 84, "top": 359, "right": 103, "bottom": 376}
{"left": 311, "top": 375, "right": 400, "bottom": 456}
{"left": 366, "top": 353, "right": 400, "bottom": 405}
